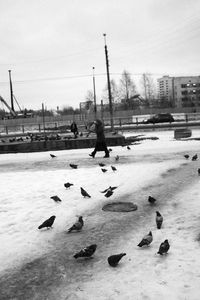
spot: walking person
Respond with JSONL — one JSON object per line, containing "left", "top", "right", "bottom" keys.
{"left": 88, "top": 119, "right": 110, "bottom": 158}
{"left": 70, "top": 121, "right": 79, "bottom": 138}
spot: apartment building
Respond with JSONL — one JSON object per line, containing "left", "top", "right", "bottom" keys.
{"left": 158, "top": 75, "right": 200, "bottom": 108}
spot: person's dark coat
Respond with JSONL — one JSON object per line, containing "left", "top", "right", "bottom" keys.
{"left": 70, "top": 122, "right": 78, "bottom": 135}
{"left": 94, "top": 119, "right": 107, "bottom": 151}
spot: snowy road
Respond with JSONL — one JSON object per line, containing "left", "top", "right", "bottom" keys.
{"left": 0, "top": 149, "right": 199, "bottom": 300}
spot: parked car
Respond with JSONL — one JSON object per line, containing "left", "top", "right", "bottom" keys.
{"left": 143, "top": 113, "right": 174, "bottom": 124}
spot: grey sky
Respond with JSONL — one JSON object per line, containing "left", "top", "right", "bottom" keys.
{"left": 0, "top": 0, "right": 200, "bottom": 110}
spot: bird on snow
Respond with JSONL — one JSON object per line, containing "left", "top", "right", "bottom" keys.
{"left": 64, "top": 182, "right": 74, "bottom": 189}
{"left": 156, "top": 211, "right": 163, "bottom": 229}
{"left": 105, "top": 189, "right": 113, "bottom": 198}
{"left": 80, "top": 187, "right": 91, "bottom": 198}
{"left": 50, "top": 195, "right": 62, "bottom": 202}
{"left": 74, "top": 244, "right": 97, "bottom": 259}
{"left": 137, "top": 231, "right": 153, "bottom": 247}
{"left": 109, "top": 148, "right": 113, "bottom": 152}
{"left": 68, "top": 216, "right": 84, "bottom": 233}
{"left": 38, "top": 215, "right": 56, "bottom": 230}
{"left": 184, "top": 154, "right": 189, "bottom": 159}
{"left": 101, "top": 168, "right": 108, "bottom": 173}
{"left": 148, "top": 196, "right": 157, "bottom": 204}
{"left": 101, "top": 186, "right": 118, "bottom": 193}
{"left": 111, "top": 165, "right": 117, "bottom": 171}
{"left": 99, "top": 163, "right": 106, "bottom": 167}
{"left": 69, "top": 163, "right": 78, "bottom": 169}
{"left": 157, "top": 239, "right": 170, "bottom": 255}
{"left": 192, "top": 154, "right": 198, "bottom": 161}
{"left": 50, "top": 153, "right": 56, "bottom": 158}
{"left": 127, "top": 146, "right": 131, "bottom": 150}
{"left": 115, "top": 155, "right": 119, "bottom": 161}
{"left": 108, "top": 253, "right": 126, "bottom": 267}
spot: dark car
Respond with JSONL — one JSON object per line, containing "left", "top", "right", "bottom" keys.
{"left": 144, "top": 113, "right": 174, "bottom": 124}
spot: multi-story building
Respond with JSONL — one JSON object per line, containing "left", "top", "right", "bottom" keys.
{"left": 158, "top": 75, "right": 200, "bottom": 108}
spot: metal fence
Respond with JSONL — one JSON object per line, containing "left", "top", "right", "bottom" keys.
{"left": 0, "top": 113, "right": 200, "bottom": 135}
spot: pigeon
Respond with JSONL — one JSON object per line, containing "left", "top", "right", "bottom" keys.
{"left": 74, "top": 244, "right": 97, "bottom": 259}
{"left": 99, "top": 163, "right": 106, "bottom": 167}
{"left": 50, "top": 195, "right": 62, "bottom": 202}
{"left": 101, "top": 168, "right": 108, "bottom": 173}
{"left": 157, "top": 239, "right": 170, "bottom": 255}
{"left": 127, "top": 146, "right": 131, "bottom": 150}
{"left": 50, "top": 154, "right": 56, "bottom": 158}
{"left": 81, "top": 187, "right": 91, "bottom": 198}
{"left": 68, "top": 216, "right": 84, "bottom": 233}
{"left": 156, "top": 211, "right": 163, "bottom": 229}
{"left": 198, "top": 168, "right": 200, "bottom": 175}
{"left": 148, "top": 196, "right": 157, "bottom": 204}
{"left": 184, "top": 154, "right": 189, "bottom": 159}
{"left": 192, "top": 154, "right": 198, "bottom": 161}
{"left": 105, "top": 189, "right": 113, "bottom": 198}
{"left": 101, "top": 186, "right": 118, "bottom": 193}
{"left": 115, "top": 155, "right": 119, "bottom": 161}
{"left": 38, "top": 215, "right": 56, "bottom": 229}
{"left": 137, "top": 231, "right": 153, "bottom": 247}
{"left": 64, "top": 182, "right": 74, "bottom": 189}
{"left": 70, "top": 163, "right": 78, "bottom": 169}
{"left": 111, "top": 165, "right": 117, "bottom": 171}
{"left": 108, "top": 253, "right": 126, "bottom": 267}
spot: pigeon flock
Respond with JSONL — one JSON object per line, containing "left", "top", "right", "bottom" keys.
{"left": 37, "top": 151, "right": 199, "bottom": 270}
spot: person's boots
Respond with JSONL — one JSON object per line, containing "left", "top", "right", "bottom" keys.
{"left": 103, "top": 150, "right": 110, "bottom": 158}
{"left": 89, "top": 151, "right": 95, "bottom": 158}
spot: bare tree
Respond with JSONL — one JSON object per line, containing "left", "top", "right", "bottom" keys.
{"left": 102, "top": 78, "right": 119, "bottom": 105}
{"left": 83, "top": 89, "right": 94, "bottom": 110}
{"left": 85, "top": 89, "right": 94, "bottom": 102}
{"left": 118, "top": 70, "right": 137, "bottom": 101}
{"left": 140, "top": 73, "right": 156, "bottom": 102}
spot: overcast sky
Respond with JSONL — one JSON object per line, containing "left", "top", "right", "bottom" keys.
{"left": 0, "top": 0, "right": 200, "bottom": 111}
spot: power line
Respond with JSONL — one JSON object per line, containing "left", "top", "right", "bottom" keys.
{"left": 0, "top": 71, "right": 199, "bottom": 86}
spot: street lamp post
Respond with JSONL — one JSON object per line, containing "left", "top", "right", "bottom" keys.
{"left": 103, "top": 33, "right": 114, "bottom": 131}
{"left": 8, "top": 70, "right": 14, "bottom": 112}
{"left": 92, "top": 67, "right": 97, "bottom": 120}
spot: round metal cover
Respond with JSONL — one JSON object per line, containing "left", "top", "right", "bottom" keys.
{"left": 102, "top": 202, "right": 137, "bottom": 212}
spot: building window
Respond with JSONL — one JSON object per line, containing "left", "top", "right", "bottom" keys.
{"left": 181, "top": 90, "right": 188, "bottom": 95}
{"left": 181, "top": 84, "right": 187, "bottom": 88}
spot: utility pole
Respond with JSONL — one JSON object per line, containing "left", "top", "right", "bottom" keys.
{"left": 8, "top": 70, "right": 14, "bottom": 112}
{"left": 101, "top": 99, "right": 104, "bottom": 121}
{"left": 143, "top": 73, "right": 147, "bottom": 101}
{"left": 92, "top": 67, "right": 97, "bottom": 119}
{"left": 42, "top": 103, "right": 46, "bottom": 135}
{"left": 103, "top": 33, "right": 114, "bottom": 130}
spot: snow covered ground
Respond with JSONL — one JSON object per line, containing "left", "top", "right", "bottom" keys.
{"left": 1, "top": 128, "right": 200, "bottom": 299}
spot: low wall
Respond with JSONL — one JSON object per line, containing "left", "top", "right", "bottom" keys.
{"left": 0, "top": 134, "right": 125, "bottom": 154}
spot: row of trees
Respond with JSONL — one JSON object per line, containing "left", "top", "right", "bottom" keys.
{"left": 0, "top": 70, "right": 171, "bottom": 118}
{"left": 85, "top": 70, "right": 157, "bottom": 110}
